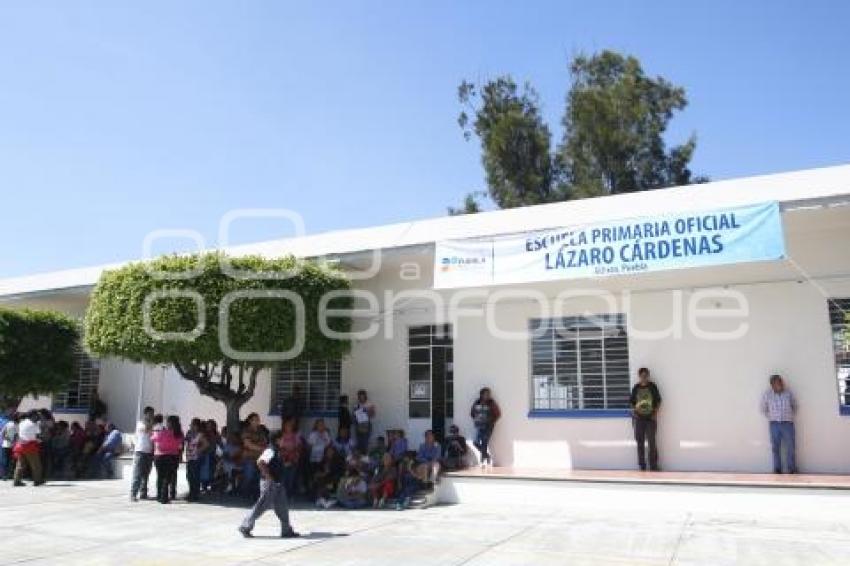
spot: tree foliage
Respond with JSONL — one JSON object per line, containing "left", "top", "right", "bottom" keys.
{"left": 84, "top": 253, "right": 352, "bottom": 429}
{"left": 455, "top": 50, "right": 706, "bottom": 210}
{"left": 447, "top": 191, "right": 487, "bottom": 216}
{"left": 0, "top": 308, "right": 80, "bottom": 410}
{"left": 458, "top": 78, "right": 556, "bottom": 209}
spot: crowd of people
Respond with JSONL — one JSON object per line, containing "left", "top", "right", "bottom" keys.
{"left": 0, "top": 408, "right": 124, "bottom": 485}
{"left": 129, "top": 388, "right": 503, "bottom": 515}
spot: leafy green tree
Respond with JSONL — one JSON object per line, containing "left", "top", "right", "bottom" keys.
{"left": 84, "top": 253, "right": 352, "bottom": 432}
{"left": 447, "top": 191, "right": 487, "bottom": 216}
{"left": 456, "top": 50, "right": 706, "bottom": 209}
{"left": 458, "top": 78, "right": 556, "bottom": 209}
{"left": 0, "top": 308, "right": 80, "bottom": 411}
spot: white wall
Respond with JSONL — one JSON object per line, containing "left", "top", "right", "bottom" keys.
{"left": 11, "top": 206, "right": 850, "bottom": 473}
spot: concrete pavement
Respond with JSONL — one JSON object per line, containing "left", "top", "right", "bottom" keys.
{"left": 1, "top": 477, "right": 849, "bottom": 565}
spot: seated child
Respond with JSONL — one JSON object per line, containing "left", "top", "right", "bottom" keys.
{"left": 334, "top": 426, "right": 356, "bottom": 459}
{"left": 314, "top": 445, "right": 345, "bottom": 508}
{"left": 336, "top": 465, "right": 368, "bottom": 509}
{"left": 346, "top": 448, "right": 371, "bottom": 474}
{"left": 442, "top": 425, "right": 469, "bottom": 471}
{"left": 389, "top": 430, "right": 408, "bottom": 462}
{"left": 368, "top": 436, "right": 387, "bottom": 471}
{"left": 369, "top": 452, "right": 397, "bottom": 508}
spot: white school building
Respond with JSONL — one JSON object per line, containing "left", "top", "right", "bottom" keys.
{"left": 3, "top": 164, "right": 850, "bottom": 474}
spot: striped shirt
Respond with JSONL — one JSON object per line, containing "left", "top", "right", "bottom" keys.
{"left": 761, "top": 389, "right": 797, "bottom": 422}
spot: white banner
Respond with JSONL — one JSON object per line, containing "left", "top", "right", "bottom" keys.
{"left": 434, "top": 201, "right": 785, "bottom": 289}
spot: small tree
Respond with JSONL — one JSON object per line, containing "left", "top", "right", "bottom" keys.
{"left": 84, "top": 253, "right": 352, "bottom": 432}
{"left": 0, "top": 308, "right": 80, "bottom": 412}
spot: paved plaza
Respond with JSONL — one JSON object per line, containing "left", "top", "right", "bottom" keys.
{"left": 1, "top": 477, "right": 850, "bottom": 565}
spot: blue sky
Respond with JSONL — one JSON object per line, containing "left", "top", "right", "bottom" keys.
{"left": 1, "top": 1, "right": 848, "bottom": 277}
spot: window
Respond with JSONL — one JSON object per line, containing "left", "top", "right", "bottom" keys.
{"left": 408, "top": 324, "right": 454, "bottom": 420}
{"left": 530, "top": 314, "right": 630, "bottom": 412}
{"left": 54, "top": 348, "right": 100, "bottom": 412}
{"left": 271, "top": 360, "right": 341, "bottom": 416}
{"left": 828, "top": 299, "right": 850, "bottom": 411}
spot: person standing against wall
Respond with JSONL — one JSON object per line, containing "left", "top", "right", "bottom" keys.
{"left": 470, "top": 387, "right": 501, "bottom": 468}
{"left": 761, "top": 374, "right": 798, "bottom": 474}
{"left": 353, "top": 390, "right": 375, "bottom": 454}
{"left": 630, "top": 368, "right": 662, "bottom": 472}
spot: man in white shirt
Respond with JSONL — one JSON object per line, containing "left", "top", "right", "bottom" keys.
{"left": 238, "top": 431, "right": 300, "bottom": 539}
{"left": 13, "top": 411, "right": 43, "bottom": 486}
{"left": 130, "top": 406, "right": 155, "bottom": 501}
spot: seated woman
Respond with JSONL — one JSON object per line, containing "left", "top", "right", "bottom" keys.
{"left": 395, "top": 454, "right": 422, "bottom": 511}
{"left": 313, "top": 444, "right": 345, "bottom": 509}
{"left": 369, "top": 452, "right": 397, "bottom": 508}
{"left": 414, "top": 430, "right": 442, "bottom": 484}
{"left": 336, "top": 465, "right": 368, "bottom": 509}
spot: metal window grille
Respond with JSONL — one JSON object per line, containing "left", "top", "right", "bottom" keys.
{"left": 828, "top": 299, "right": 850, "bottom": 407}
{"left": 54, "top": 348, "right": 100, "bottom": 411}
{"left": 271, "top": 360, "right": 341, "bottom": 414}
{"left": 530, "top": 314, "right": 630, "bottom": 411}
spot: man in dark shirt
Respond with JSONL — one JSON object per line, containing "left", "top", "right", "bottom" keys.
{"left": 630, "top": 367, "right": 662, "bottom": 471}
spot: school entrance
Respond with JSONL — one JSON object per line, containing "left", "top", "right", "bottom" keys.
{"left": 407, "top": 324, "right": 454, "bottom": 441}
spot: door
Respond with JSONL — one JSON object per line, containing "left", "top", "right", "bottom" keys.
{"left": 408, "top": 324, "right": 454, "bottom": 443}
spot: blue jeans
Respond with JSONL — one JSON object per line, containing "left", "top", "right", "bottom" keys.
{"left": 100, "top": 451, "right": 117, "bottom": 479}
{"left": 769, "top": 421, "right": 796, "bottom": 473}
{"left": 0, "top": 446, "right": 9, "bottom": 478}
{"left": 474, "top": 425, "right": 493, "bottom": 464}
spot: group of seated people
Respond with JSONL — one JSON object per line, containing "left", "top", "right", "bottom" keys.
{"left": 0, "top": 409, "right": 124, "bottom": 483}
{"left": 213, "top": 415, "right": 470, "bottom": 510}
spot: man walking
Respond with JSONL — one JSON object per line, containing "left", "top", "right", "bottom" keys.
{"left": 238, "top": 432, "right": 300, "bottom": 539}
{"left": 131, "top": 406, "right": 155, "bottom": 501}
{"left": 630, "top": 368, "right": 662, "bottom": 471}
{"left": 761, "top": 374, "right": 798, "bottom": 474}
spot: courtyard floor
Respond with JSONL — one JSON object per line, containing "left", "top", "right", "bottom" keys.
{"left": 1, "top": 476, "right": 849, "bottom": 565}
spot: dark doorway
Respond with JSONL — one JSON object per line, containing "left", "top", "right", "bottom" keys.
{"left": 408, "top": 324, "right": 454, "bottom": 442}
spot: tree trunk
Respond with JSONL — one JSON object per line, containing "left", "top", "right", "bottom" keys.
{"left": 174, "top": 363, "right": 259, "bottom": 436}
{"left": 225, "top": 399, "right": 245, "bottom": 435}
